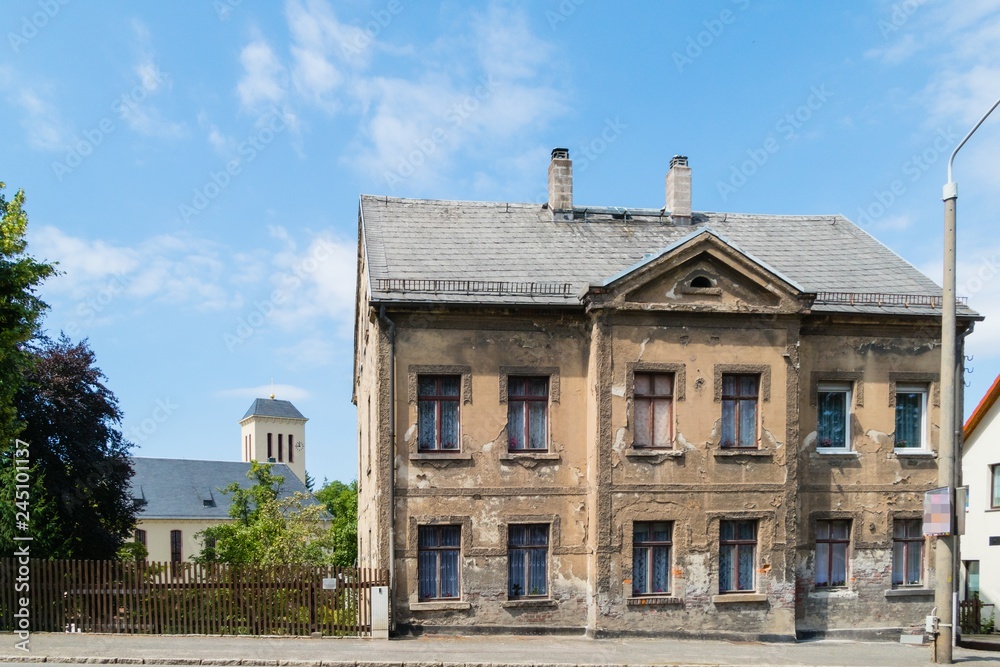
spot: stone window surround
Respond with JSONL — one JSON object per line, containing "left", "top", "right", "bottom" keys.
{"left": 623, "top": 362, "right": 686, "bottom": 453}
{"left": 403, "top": 514, "right": 566, "bottom": 559}
{"left": 407, "top": 365, "right": 473, "bottom": 406}
{"left": 887, "top": 372, "right": 939, "bottom": 408}
{"left": 405, "top": 516, "right": 473, "bottom": 611}
{"left": 706, "top": 510, "right": 775, "bottom": 603}
{"left": 811, "top": 516, "right": 854, "bottom": 591}
{"left": 885, "top": 510, "right": 930, "bottom": 596}
{"left": 619, "top": 510, "right": 685, "bottom": 603}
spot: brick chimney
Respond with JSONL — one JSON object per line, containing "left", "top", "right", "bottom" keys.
{"left": 666, "top": 155, "right": 692, "bottom": 224}
{"left": 548, "top": 148, "right": 573, "bottom": 221}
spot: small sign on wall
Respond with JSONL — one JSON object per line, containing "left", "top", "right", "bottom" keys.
{"left": 989, "top": 536, "right": 1000, "bottom": 546}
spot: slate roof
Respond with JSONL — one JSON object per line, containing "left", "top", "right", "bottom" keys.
{"left": 241, "top": 398, "right": 306, "bottom": 421}
{"left": 129, "top": 457, "right": 318, "bottom": 520}
{"left": 360, "top": 196, "right": 978, "bottom": 318}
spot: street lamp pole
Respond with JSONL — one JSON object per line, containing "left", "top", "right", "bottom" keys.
{"left": 935, "top": 95, "right": 1000, "bottom": 664}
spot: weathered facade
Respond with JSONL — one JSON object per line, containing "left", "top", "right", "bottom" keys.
{"left": 353, "top": 151, "right": 978, "bottom": 640}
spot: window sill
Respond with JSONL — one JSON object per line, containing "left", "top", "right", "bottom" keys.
{"left": 501, "top": 598, "right": 557, "bottom": 609}
{"left": 625, "top": 448, "right": 683, "bottom": 459}
{"left": 712, "top": 593, "right": 767, "bottom": 604}
{"left": 409, "top": 452, "right": 473, "bottom": 461}
{"left": 500, "top": 451, "right": 561, "bottom": 462}
{"left": 409, "top": 600, "right": 472, "bottom": 611}
{"left": 893, "top": 449, "right": 935, "bottom": 457}
{"left": 714, "top": 449, "right": 773, "bottom": 458}
{"left": 816, "top": 448, "right": 859, "bottom": 457}
{"left": 885, "top": 588, "right": 934, "bottom": 598}
{"left": 627, "top": 596, "right": 682, "bottom": 606}
{"left": 809, "top": 588, "right": 857, "bottom": 599}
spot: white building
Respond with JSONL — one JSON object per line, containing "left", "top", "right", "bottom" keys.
{"left": 961, "top": 373, "right": 1000, "bottom": 605}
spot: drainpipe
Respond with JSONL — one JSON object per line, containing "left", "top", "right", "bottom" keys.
{"left": 378, "top": 305, "right": 396, "bottom": 632}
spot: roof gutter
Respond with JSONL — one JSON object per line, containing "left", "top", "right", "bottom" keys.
{"left": 377, "top": 304, "right": 396, "bottom": 633}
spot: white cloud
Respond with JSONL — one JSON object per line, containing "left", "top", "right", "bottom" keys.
{"left": 121, "top": 19, "right": 187, "bottom": 138}
{"left": 237, "top": 37, "right": 288, "bottom": 110}
{"left": 215, "top": 384, "right": 312, "bottom": 401}
{"left": 12, "top": 86, "right": 69, "bottom": 151}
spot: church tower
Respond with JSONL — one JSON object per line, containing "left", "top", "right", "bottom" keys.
{"left": 239, "top": 395, "right": 307, "bottom": 484}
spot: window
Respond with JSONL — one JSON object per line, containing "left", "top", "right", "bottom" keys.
{"left": 634, "top": 373, "right": 673, "bottom": 448}
{"left": 894, "top": 385, "right": 927, "bottom": 449}
{"left": 507, "top": 377, "right": 548, "bottom": 451}
{"left": 288, "top": 434, "right": 294, "bottom": 463}
{"left": 892, "top": 519, "right": 923, "bottom": 586}
{"left": 418, "top": 525, "right": 461, "bottom": 600}
{"left": 508, "top": 524, "right": 548, "bottom": 598}
{"left": 992, "top": 465, "right": 1000, "bottom": 509}
{"left": 633, "top": 521, "right": 672, "bottom": 596}
{"left": 816, "top": 520, "right": 851, "bottom": 588}
{"left": 278, "top": 434, "right": 283, "bottom": 462}
{"left": 418, "top": 375, "right": 461, "bottom": 451}
{"left": 170, "top": 530, "right": 182, "bottom": 563}
{"left": 817, "top": 383, "right": 851, "bottom": 449}
{"left": 135, "top": 529, "right": 146, "bottom": 546}
{"left": 965, "top": 561, "right": 980, "bottom": 600}
{"left": 719, "top": 520, "right": 756, "bottom": 592}
{"left": 690, "top": 275, "right": 713, "bottom": 288}
{"left": 721, "top": 374, "right": 758, "bottom": 448}
{"left": 267, "top": 433, "right": 273, "bottom": 459}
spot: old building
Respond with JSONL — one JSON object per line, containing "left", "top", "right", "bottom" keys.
{"left": 353, "top": 150, "right": 979, "bottom": 640}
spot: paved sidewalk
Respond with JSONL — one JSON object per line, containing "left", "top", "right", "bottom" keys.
{"left": 1, "top": 633, "right": 999, "bottom": 667}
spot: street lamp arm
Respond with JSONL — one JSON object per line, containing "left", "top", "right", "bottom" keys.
{"left": 946, "top": 94, "right": 1000, "bottom": 187}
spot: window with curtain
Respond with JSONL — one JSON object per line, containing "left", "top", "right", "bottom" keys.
{"left": 634, "top": 373, "right": 673, "bottom": 448}
{"left": 892, "top": 519, "right": 923, "bottom": 586}
{"left": 508, "top": 524, "right": 549, "bottom": 598}
{"left": 721, "top": 374, "right": 758, "bottom": 448}
{"left": 507, "top": 377, "right": 549, "bottom": 451}
{"left": 632, "top": 521, "right": 672, "bottom": 596}
{"left": 817, "top": 383, "right": 851, "bottom": 449}
{"left": 418, "top": 525, "right": 461, "bottom": 600}
{"left": 719, "top": 520, "right": 756, "bottom": 592}
{"left": 894, "top": 385, "right": 927, "bottom": 449}
{"left": 815, "top": 520, "right": 851, "bottom": 588}
{"left": 418, "top": 376, "right": 461, "bottom": 451}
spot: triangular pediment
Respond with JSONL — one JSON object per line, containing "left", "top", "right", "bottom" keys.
{"left": 585, "top": 229, "right": 812, "bottom": 314}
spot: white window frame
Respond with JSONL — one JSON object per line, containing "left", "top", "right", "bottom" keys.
{"left": 894, "top": 384, "right": 929, "bottom": 453}
{"left": 817, "top": 382, "right": 852, "bottom": 452}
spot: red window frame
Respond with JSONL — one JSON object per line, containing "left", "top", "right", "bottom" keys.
{"left": 418, "top": 375, "right": 461, "bottom": 451}
{"left": 815, "top": 520, "right": 851, "bottom": 588}
{"left": 721, "top": 374, "right": 759, "bottom": 448}
{"left": 507, "top": 377, "right": 549, "bottom": 451}
{"left": 634, "top": 373, "right": 674, "bottom": 448}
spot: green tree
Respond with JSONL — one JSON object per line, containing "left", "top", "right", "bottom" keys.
{"left": 196, "top": 461, "right": 335, "bottom": 565}
{"left": 0, "top": 182, "right": 55, "bottom": 446}
{"left": 0, "top": 336, "right": 139, "bottom": 558}
{"left": 314, "top": 479, "right": 358, "bottom": 567}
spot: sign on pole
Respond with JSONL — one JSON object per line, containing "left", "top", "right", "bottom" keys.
{"left": 923, "top": 487, "right": 952, "bottom": 536}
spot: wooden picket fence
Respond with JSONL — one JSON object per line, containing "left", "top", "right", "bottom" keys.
{"left": 0, "top": 559, "right": 388, "bottom": 636}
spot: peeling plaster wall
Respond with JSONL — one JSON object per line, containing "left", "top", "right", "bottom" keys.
{"left": 358, "top": 301, "right": 955, "bottom": 638}
{"left": 796, "top": 321, "right": 945, "bottom": 634}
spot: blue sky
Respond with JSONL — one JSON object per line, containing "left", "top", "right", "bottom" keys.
{"left": 2, "top": 0, "right": 999, "bottom": 485}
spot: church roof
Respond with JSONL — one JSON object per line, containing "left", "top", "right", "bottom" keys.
{"left": 129, "top": 457, "right": 318, "bottom": 519}
{"left": 241, "top": 398, "right": 306, "bottom": 421}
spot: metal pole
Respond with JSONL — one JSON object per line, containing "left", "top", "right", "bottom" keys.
{"left": 935, "top": 93, "right": 1000, "bottom": 664}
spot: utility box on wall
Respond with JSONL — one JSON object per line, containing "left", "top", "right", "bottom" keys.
{"left": 371, "top": 585, "right": 389, "bottom": 640}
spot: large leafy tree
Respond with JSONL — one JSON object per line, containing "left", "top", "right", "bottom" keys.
{"left": 0, "top": 336, "right": 139, "bottom": 558}
{"left": 314, "top": 479, "right": 358, "bottom": 567}
{"left": 0, "top": 182, "right": 55, "bottom": 445}
{"left": 196, "top": 462, "right": 335, "bottom": 565}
